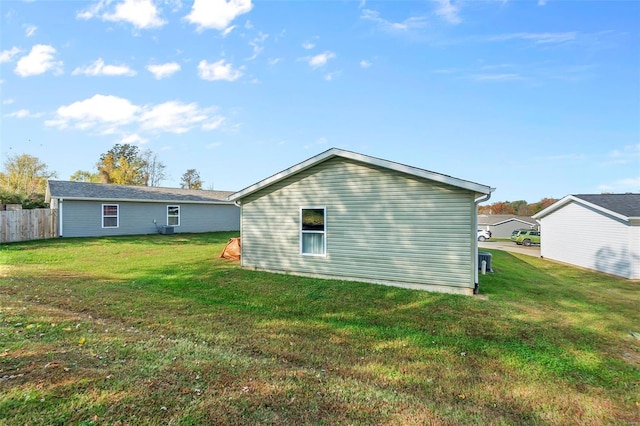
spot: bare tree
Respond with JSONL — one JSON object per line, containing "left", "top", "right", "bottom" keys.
{"left": 140, "top": 149, "right": 168, "bottom": 187}
{"left": 180, "top": 169, "right": 203, "bottom": 189}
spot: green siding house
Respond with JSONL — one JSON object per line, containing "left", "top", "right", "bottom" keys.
{"left": 228, "top": 148, "right": 494, "bottom": 295}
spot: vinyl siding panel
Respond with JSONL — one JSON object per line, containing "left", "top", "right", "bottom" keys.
{"left": 539, "top": 201, "right": 638, "bottom": 279}
{"left": 178, "top": 204, "right": 240, "bottom": 233}
{"left": 240, "top": 157, "right": 477, "bottom": 293}
{"left": 631, "top": 223, "right": 640, "bottom": 279}
{"left": 60, "top": 200, "right": 239, "bottom": 237}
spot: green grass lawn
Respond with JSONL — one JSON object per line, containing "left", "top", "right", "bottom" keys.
{"left": 1, "top": 232, "right": 638, "bottom": 425}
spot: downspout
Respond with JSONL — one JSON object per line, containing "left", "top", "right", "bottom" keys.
{"left": 534, "top": 219, "right": 542, "bottom": 258}
{"left": 234, "top": 200, "right": 242, "bottom": 266}
{"left": 59, "top": 198, "right": 63, "bottom": 237}
{"left": 474, "top": 191, "right": 493, "bottom": 294}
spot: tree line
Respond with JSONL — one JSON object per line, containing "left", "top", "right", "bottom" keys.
{"left": 1, "top": 143, "right": 559, "bottom": 212}
{"left": 0, "top": 144, "right": 204, "bottom": 209}
{"left": 478, "top": 198, "right": 558, "bottom": 216}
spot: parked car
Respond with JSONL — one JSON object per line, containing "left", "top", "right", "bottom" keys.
{"left": 514, "top": 230, "right": 540, "bottom": 246}
{"left": 477, "top": 229, "right": 492, "bottom": 242}
{"left": 510, "top": 229, "right": 529, "bottom": 242}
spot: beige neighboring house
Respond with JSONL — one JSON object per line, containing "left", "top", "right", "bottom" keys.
{"left": 533, "top": 193, "right": 640, "bottom": 279}
{"left": 228, "top": 148, "right": 494, "bottom": 295}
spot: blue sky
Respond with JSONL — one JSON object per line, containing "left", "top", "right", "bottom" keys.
{"left": 1, "top": 0, "right": 638, "bottom": 203}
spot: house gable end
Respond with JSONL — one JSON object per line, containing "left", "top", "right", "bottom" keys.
{"left": 229, "top": 148, "right": 493, "bottom": 202}
{"left": 239, "top": 156, "right": 479, "bottom": 293}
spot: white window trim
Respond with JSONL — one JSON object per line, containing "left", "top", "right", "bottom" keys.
{"left": 167, "top": 205, "right": 180, "bottom": 227}
{"left": 300, "top": 206, "right": 326, "bottom": 257}
{"left": 102, "top": 204, "right": 119, "bottom": 228}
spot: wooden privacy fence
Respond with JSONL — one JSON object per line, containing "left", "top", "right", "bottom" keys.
{"left": 0, "top": 209, "right": 58, "bottom": 243}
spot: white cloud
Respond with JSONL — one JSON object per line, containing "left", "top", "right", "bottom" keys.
{"left": 202, "top": 116, "right": 225, "bottom": 130}
{"left": 488, "top": 32, "right": 577, "bottom": 45}
{"left": 0, "top": 47, "right": 21, "bottom": 64}
{"left": 222, "top": 25, "right": 236, "bottom": 37}
{"left": 433, "top": 0, "right": 461, "bottom": 24}
{"left": 78, "top": 0, "right": 165, "bottom": 30}
{"left": 139, "top": 101, "right": 209, "bottom": 134}
{"left": 46, "top": 94, "right": 225, "bottom": 137}
{"left": 3, "top": 99, "right": 15, "bottom": 105}
{"left": 164, "top": 0, "right": 183, "bottom": 13}
{"left": 14, "top": 45, "right": 63, "bottom": 77}
{"left": 361, "top": 9, "right": 427, "bottom": 32}
{"left": 302, "top": 41, "right": 315, "bottom": 50}
{"left": 146, "top": 62, "right": 181, "bottom": 79}
{"left": 24, "top": 25, "right": 37, "bottom": 37}
{"left": 47, "top": 94, "right": 140, "bottom": 130}
{"left": 359, "top": 60, "right": 372, "bottom": 68}
{"left": 197, "top": 59, "right": 243, "bottom": 81}
{"left": 5, "top": 109, "right": 31, "bottom": 118}
{"left": 247, "top": 32, "right": 268, "bottom": 60}
{"left": 72, "top": 58, "right": 137, "bottom": 77}
{"left": 472, "top": 73, "right": 523, "bottom": 82}
{"left": 324, "top": 72, "right": 337, "bottom": 81}
{"left": 120, "top": 133, "right": 148, "bottom": 144}
{"left": 603, "top": 144, "right": 640, "bottom": 166}
{"left": 76, "top": 1, "right": 102, "bottom": 20}
{"left": 597, "top": 177, "right": 640, "bottom": 194}
{"left": 540, "top": 153, "right": 587, "bottom": 161}
{"left": 268, "top": 58, "right": 282, "bottom": 66}
{"left": 307, "top": 51, "right": 335, "bottom": 68}
{"left": 275, "top": 28, "right": 286, "bottom": 41}
{"left": 185, "top": 0, "right": 252, "bottom": 31}
{"left": 104, "top": 0, "right": 165, "bottom": 28}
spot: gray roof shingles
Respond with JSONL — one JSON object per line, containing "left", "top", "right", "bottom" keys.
{"left": 47, "top": 180, "right": 234, "bottom": 203}
{"left": 574, "top": 193, "right": 640, "bottom": 218}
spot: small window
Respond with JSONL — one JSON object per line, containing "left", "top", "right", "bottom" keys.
{"left": 167, "top": 205, "right": 180, "bottom": 226}
{"left": 301, "top": 207, "right": 325, "bottom": 256}
{"left": 102, "top": 204, "right": 119, "bottom": 228}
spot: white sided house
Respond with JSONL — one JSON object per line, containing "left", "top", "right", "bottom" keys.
{"left": 533, "top": 194, "right": 640, "bottom": 280}
{"left": 46, "top": 180, "right": 240, "bottom": 238}
{"left": 228, "top": 148, "right": 494, "bottom": 295}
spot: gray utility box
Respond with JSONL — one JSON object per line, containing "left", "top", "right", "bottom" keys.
{"left": 159, "top": 226, "right": 175, "bottom": 235}
{"left": 478, "top": 252, "right": 493, "bottom": 272}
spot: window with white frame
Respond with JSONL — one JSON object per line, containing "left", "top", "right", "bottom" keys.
{"left": 300, "top": 207, "right": 326, "bottom": 256}
{"left": 102, "top": 204, "right": 119, "bottom": 228}
{"left": 167, "top": 205, "right": 180, "bottom": 226}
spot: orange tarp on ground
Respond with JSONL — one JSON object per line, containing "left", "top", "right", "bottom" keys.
{"left": 220, "top": 237, "right": 241, "bottom": 260}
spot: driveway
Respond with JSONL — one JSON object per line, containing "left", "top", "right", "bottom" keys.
{"left": 479, "top": 241, "right": 541, "bottom": 257}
